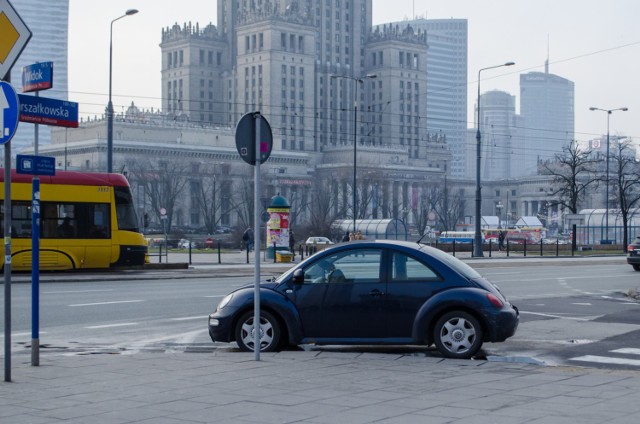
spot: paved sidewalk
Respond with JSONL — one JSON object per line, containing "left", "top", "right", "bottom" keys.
{"left": 2, "top": 349, "right": 640, "bottom": 423}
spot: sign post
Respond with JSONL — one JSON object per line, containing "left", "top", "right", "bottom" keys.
{"left": 235, "top": 111, "right": 273, "bottom": 361}
{"left": 1, "top": 0, "right": 31, "bottom": 383}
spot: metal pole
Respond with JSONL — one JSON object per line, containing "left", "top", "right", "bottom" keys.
{"left": 107, "top": 19, "right": 114, "bottom": 173}
{"left": 605, "top": 112, "right": 610, "bottom": 243}
{"left": 474, "top": 68, "right": 484, "bottom": 257}
{"left": 4, "top": 142, "right": 12, "bottom": 382}
{"left": 252, "top": 115, "right": 262, "bottom": 358}
{"left": 31, "top": 94, "right": 40, "bottom": 366}
{"left": 353, "top": 80, "right": 358, "bottom": 234}
{"left": 474, "top": 62, "right": 515, "bottom": 257}
{"left": 107, "top": 10, "right": 138, "bottom": 173}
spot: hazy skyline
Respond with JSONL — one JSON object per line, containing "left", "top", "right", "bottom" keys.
{"left": 65, "top": 0, "right": 639, "bottom": 144}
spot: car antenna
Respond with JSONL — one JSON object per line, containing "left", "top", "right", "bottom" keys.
{"left": 417, "top": 233, "right": 427, "bottom": 245}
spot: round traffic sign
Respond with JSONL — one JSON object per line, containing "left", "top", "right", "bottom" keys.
{"left": 235, "top": 112, "right": 273, "bottom": 165}
{"left": 0, "top": 81, "right": 20, "bottom": 145}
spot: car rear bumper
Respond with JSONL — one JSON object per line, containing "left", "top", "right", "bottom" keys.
{"left": 627, "top": 255, "right": 640, "bottom": 265}
{"left": 486, "top": 305, "right": 519, "bottom": 342}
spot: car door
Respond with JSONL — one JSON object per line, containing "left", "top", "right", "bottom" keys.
{"left": 287, "top": 247, "right": 385, "bottom": 339}
{"left": 384, "top": 249, "right": 443, "bottom": 339}
{"left": 319, "top": 247, "right": 385, "bottom": 339}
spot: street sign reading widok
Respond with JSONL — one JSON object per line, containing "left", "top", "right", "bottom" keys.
{"left": 235, "top": 112, "right": 273, "bottom": 165}
{"left": 22, "top": 61, "right": 53, "bottom": 92}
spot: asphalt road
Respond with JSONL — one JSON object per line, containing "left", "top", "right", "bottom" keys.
{"left": 2, "top": 258, "right": 639, "bottom": 370}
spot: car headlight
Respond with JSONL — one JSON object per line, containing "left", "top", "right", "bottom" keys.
{"left": 216, "top": 293, "right": 234, "bottom": 311}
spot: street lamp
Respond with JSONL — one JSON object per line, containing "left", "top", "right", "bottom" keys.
{"left": 330, "top": 73, "right": 377, "bottom": 233}
{"left": 107, "top": 8, "right": 138, "bottom": 173}
{"left": 589, "top": 106, "right": 628, "bottom": 244}
{"left": 474, "top": 61, "right": 515, "bottom": 257}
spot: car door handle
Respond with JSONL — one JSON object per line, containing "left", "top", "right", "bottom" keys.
{"left": 369, "top": 289, "right": 385, "bottom": 297}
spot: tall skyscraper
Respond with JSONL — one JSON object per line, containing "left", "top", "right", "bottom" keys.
{"left": 475, "top": 90, "right": 522, "bottom": 181}
{"left": 8, "top": 0, "right": 69, "bottom": 155}
{"left": 519, "top": 61, "right": 574, "bottom": 176}
{"left": 389, "top": 18, "right": 468, "bottom": 178}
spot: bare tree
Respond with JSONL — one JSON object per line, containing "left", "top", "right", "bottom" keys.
{"left": 125, "top": 157, "right": 190, "bottom": 232}
{"left": 307, "top": 178, "right": 339, "bottom": 237}
{"left": 610, "top": 139, "right": 640, "bottom": 250}
{"left": 421, "top": 179, "right": 465, "bottom": 232}
{"left": 540, "top": 141, "right": 600, "bottom": 214}
{"left": 194, "top": 169, "right": 225, "bottom": 234}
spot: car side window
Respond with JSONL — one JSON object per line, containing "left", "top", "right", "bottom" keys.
{"left": 391, "top": 252, "right": 440, "bottom": 281}
{"left": 301, "top": 249, "right": 382, "bottom": 284}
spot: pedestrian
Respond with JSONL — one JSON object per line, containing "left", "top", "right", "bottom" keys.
{"left": 289, "top": 231, "right": 296, "bottom": 259}
{"left": 498, "top": 230, "right": 506, "bottom": 251}
{"left": 242, "top": 227, "right": 254, "bottom": 252}
{"left": 342, "top": 231, "right": 350, "bottom": 242}
{"left": 355, "top": 230, "right": 363, "bottom": 240}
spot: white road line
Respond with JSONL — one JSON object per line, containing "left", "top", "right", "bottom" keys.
{"left": 170, "top": 316, "right": 207, "bottom": 321}
{"left": 571, "top": 303, "right": 592, "bottom": 306}
{"left": 44, "top": 289, "right": 114, "bottom": 294}
{"left": 612, "top": 348, "right": 640, "bottom": 355}
{"left": 570, "top": 355, "right": 640, "bottom": 367}
{"left": 519, "top": 310, "right": 591, "bottom": 321}
{"left": 204, "top": 295, "right": 224, "bottom": 298}
{"left": 85, "top": 323, "right": 138, "bottom": 329}
{"left": 69, "top": 300, "right": 144, "bottom": 307}
{"left": 0, "top": 331, "right": 48, "bottom": 338}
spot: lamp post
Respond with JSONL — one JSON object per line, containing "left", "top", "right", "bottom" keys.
{"left": 495, "top": 201, "right": 504, "bottom": 228}
{"left": 474, "top": 61, "right": 515, "bottom": 257}
{"left": 107, "top": 8, "right": 138, "bottom": 173}
{"left": 331, "top": 73, "right": 377, "bottom": 233}
{"left": 589, "top": 106, "right": 628, "bottom": 244}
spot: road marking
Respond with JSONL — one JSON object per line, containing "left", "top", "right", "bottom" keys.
{"left": 204, "top": 295, "right": 224, "bottom": 298}
{"left": 570, "top": 355, "right": 640, "bottom": 367}
{"left": 571, "top": 303, "right": 592, "bottom": 306}
{"left": 612, "top": 348, "right": 640, "bottom": 355}
{"left": 0, "top": 331, "right": 48, "bottom": 338}
{"left": 170, "top": 316, "right": 207, "bottom": 321}
{"left": 45, "top": 289, "right": 114, "bottom": 294}
{"left": 69, "top": 300, "right": 144, "bottom": 307}
{"left": 519, "top": 311, "right": 591, "bottom": 321}
{"left": 85, "top": 323, "right": 138, "bottom": 329}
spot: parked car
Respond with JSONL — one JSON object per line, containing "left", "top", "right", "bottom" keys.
{"left": 208, "top": 240, "right": 519, "bottom": 359}
{"left": 305, "top": 236, "right": 334, "bottom": 245}
{"left": 627, "top": 235, "right": 640, "bottom": 271}
{"left": 178, "top": 239, "right": 196, "bottom": 249}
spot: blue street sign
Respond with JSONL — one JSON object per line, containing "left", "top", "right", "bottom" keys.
{"left": 18, "top": 94, "right": 78, "bottom": 128}
{"left": 0, "top": 80, "right": 20, "bottom": 145}
{"left": 22, "top": 62, "right": 53, "bottom": 92}
{"left": 16, "top": 154, "right": 56, "bottom": 176}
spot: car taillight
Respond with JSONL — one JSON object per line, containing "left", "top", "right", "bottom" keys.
{"left": 628, "top": 245, "right": 635, "bottom": 253}
{"left": 487, "top": 293, "right": 504, "bottom": 308}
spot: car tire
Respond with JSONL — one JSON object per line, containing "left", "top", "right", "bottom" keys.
{"left": 633, "top": 264, "right": 640, "bottom": 272}
{"left": 433, "top": 311, "right": 483, "bottom": 359}
{"left": 235, "top": 310, "right": 282, "bottom": 352}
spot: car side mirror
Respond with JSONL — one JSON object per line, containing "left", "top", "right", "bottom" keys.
{"left": 291, "top": 268, "right": 304, "bottom": 285}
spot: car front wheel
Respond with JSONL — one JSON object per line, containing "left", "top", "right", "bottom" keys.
{"left": 433, "top": 311, "right": 483, "bottom": 359}
{"left": 633, "top": 264, "right": 640, "bottom": 272}
{"left": 235, "top": 310, "right": 282, "bottom": 352}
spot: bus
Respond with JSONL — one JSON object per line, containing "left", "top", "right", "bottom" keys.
{"left": 1, "top": 169, "right": 147, "bottom": 271}
{"left": 438, "top": 231, "right": 484, "bottom": 244}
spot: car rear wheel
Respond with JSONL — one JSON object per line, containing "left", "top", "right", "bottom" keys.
{"left": 235, "top": 310, "right": 282, "bottom": 352}
{"left": 633, "top": 264, "right": 640, "bottom": 272}
{"left": 433, "top": 311, "right": 483, "bottom": 359}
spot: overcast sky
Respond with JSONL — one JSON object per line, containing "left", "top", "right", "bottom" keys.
{"left": 68, "top": 0, "right": 640, "bottom": 142}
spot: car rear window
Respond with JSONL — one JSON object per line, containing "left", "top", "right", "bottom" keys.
{"left": 422, "top": 246, "right": 482, "bottom": 279}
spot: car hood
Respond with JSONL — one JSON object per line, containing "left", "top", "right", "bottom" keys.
{"left": 236, "top": 281, "right": 279, "bottom": 292}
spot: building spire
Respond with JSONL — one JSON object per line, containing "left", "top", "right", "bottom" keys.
{"left": 545, "top": 34, "right": 549, "bottom": 74}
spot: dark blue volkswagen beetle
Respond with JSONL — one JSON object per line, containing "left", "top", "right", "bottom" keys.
{"left": 208, "top": 240, "right": 519, "bottom": 359}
